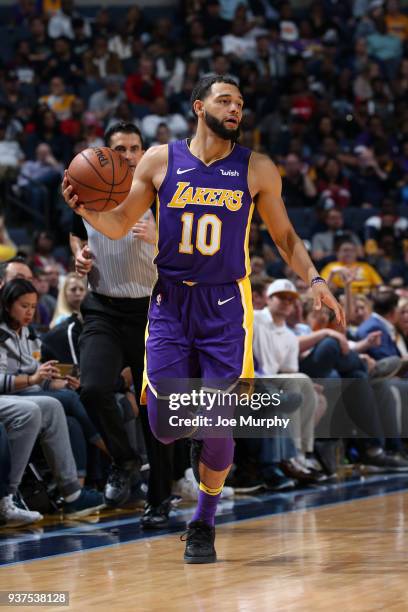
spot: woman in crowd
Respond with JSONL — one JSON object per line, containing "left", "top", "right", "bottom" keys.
{"left": 0, "top": 279, "right": 108, "bottom": 483}
{"left": 50, "top": 272, "right": 87, "bottom": 328}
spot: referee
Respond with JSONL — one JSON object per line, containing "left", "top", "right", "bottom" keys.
{"left": 70, "top": 122, "right": 174, "bottom": 526}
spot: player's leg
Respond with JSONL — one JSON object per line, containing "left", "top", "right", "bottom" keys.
{"left": 184, "top": 278, "right": 254, "bottom": 563}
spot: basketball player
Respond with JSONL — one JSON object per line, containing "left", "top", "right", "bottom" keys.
{"left": 63, "top": 75, "right": 344, "bottom": 564}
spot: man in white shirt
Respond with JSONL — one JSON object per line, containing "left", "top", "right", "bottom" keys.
{"left": 253, "top": 279, "right": 323, "bottom": 481}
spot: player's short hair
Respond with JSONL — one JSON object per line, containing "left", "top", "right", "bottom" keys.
{"left": 104, "top": 122, "right": 145, "bottom": 149}
{"left": 190, "top": 75, "right": 241, "bottom": 117}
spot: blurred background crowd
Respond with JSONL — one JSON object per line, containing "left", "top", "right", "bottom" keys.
{"left": 1, "top": 0, "right": 408, "bottom": 526}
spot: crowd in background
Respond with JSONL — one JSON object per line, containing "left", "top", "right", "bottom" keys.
{"left": 1, "top": 0, "right": 408, "bottom": 526}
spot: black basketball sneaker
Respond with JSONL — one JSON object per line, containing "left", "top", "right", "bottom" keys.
{"left": 182, "top": 520, "right": 216, "bottom": 564}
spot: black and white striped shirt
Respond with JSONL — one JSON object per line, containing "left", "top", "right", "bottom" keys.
{"left": 72, "top": 212, "right": 157, "bottom": 299}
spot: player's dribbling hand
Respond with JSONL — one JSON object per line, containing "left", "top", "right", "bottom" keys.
{"left": 75, "top": 244, "right": 93, "bottom": 276}
{"left": 62, "top": 171, "right": 83, "bottom": 214}
{"left": 312, "top": 282, "right": 346, "bottom": 329}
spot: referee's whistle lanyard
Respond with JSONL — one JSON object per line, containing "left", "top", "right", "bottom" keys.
{"left": 67, "top": 322, "right": 79, "bottom": 366}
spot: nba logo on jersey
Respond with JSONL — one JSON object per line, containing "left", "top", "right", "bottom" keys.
{"left": 156, "top": 293, "right": 162, "bottom": 306}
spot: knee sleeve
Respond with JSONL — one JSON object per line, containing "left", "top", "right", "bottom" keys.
{"left": 146, "top": 388, "right": 177, "bottom": 445}
{"left": 200, "top": 437, "right": 235, "bottom": 472}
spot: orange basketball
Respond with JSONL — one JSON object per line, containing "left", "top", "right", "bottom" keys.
{"left": 67, "top": 147, "right": 133, "bottom": 212}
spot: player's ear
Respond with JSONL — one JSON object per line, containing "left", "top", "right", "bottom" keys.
{"left": 193, "top": 99, "right": 204, "bottom": 118}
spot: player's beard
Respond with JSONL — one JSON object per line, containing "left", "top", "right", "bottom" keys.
{"left": 204, "top": 110, "right": 241, "bottom": 142}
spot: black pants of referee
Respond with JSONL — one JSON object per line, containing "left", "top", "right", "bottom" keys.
{"left": 79, "top": 292, "right": 173, "bottom": 507}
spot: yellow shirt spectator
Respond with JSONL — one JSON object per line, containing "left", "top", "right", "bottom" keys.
{"left": 320, "top": 240, "right": 382, "bottom": 294}
{"left": 385, "top": 13, "right": 408, "bottom": 41}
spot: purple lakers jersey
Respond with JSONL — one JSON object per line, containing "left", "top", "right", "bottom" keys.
{"left": 155, "top": 139, "right": 254, "bottom": 284}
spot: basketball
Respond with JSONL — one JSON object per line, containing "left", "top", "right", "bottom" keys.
{"left": 67, "top": 147, "right": 133, "bottom": 212}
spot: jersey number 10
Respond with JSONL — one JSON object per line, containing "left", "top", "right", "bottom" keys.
{"left": 179, "top": 212, "right": 222, "bottom": 256}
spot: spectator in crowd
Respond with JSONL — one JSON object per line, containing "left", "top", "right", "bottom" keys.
{"left": 39, "top": 76, "right": 76, "bottom": 121}
{"left": 31, "top": 231, "right": 66, "bottom": 274}
{"left": 316, "top": 158, "right": 351, "bottom": 209}
{"left": 32, "top": 267, "right": 56, "bottom": 325}
{"left": 311, "top": 208, "right": 363, "bottom": 262}
{"left": 253, "top": 279, "right": 325, "bottom": 485}
{"left": 88, "top": 76, "right": 126, "bottom": 123}
{"left": 124, "top": 56, "right": 164, "bottom": 115}
{"left": 0, "top": 418, "right": 42, "bottom": 527}
{"left": 281, "top": 153, "right": 317, "bottom": 208}
{"left": 0, "top": 390, "right": 104, "bottom": 520}
{"left": 320, "top": 238, "right": 383, "bottom": 294}
{"left": 17, "top": 143, "right": 63, "bottom": 227}
{"left": 140, "top": 97, "right": 189, "bottom": 144}
{"left": 0, "top": 279, "right": 106, "bottom": 516}
{"left": 385, "top": 0, "right": 408, "bottom": 41}
{"left": 50, "top": 272, "right": 86, "bottom": 327}
{"left": 364, "top": 199, "right": 408, "bottom": 257}
{"left": 24, "top": 108, "right": 71, "bottom": 164}
{"left": 357, "top": 290, "right": 402, "bottom": 360}
{"left": 42, "top": 37, "right": 83, "bottom": 87}
{"left": 48, "top": 0, "right": 91, "bottom": 40}
{"left": 83, "top": 36, "right": 123, "bottom": 82}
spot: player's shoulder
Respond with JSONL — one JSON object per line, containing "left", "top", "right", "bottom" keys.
{"left": 143, "top": 144, "right": 169, "bottom": 163}
{"left": 248, "top": 151, "right": 281, "bottom": 194}
{"left": 249, "top": 151, "right": 278, "bottom": 172}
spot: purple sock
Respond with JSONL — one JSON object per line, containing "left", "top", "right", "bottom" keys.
{"left": 191, "top": 486, "right": 222, "bottom": 527}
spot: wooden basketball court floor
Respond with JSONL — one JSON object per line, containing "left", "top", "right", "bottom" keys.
{"left": 1, "top": 474, "right": 408, "bottom": 611}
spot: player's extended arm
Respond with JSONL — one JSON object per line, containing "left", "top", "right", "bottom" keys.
{"left": 251, "top": 154, "right": 345, "bottom": 327}
{"left": 62, "top": 146, "right": 166, "bottom": 240}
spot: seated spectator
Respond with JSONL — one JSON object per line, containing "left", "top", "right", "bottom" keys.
{"left": 353, "top": 293, "right": 374, "bottom": 327}
{"left": 17, "top": 143, "right": 63, "bottom": 227}
{"left": 366, "top": 15, "right": 402, "bottom": 79}
{"left": 364, "top": 199, "right": 408, "bottom": 257}
{"left": 357, "top": 289, "right": 402, "bottom": 359}
{"left": 39, "top": 76, "right": 76, "bottom": 121}
{"left": 50, "top": 272, "right": 86, "bottom": 328}
{"left": 0, "top": 417, "right": 42, "bottom": 527}
{"left": 253, "top": 279, "right": 325, "bottom": 485}
{"left": 88, "top": 76, "right": 125, "bottom": 123}
{"left": 0, "top": 279, "right": 109, "bottom": 481}
{"left": 316, "top": 157, "right": 351, "bottom": 209}
{"left": 48, "top": 0, "right": 92, "bottom": 40}
{"left": 371, "top": 234, "right": 408, "bottom": 282}
{"left": 32, "top": 267, "right": 57, "bottom": 326}
{"left": 24, "top": 108, "right": 71, "bottom": 165}
{"left": 251, "top": 277, "right": 267, "bottom": 311}
{"left": 320, "top": 238, "right": 383, "bottom": 294}
{"left": 31, "top": 230, "right": 66, "bottom": 274}
{"left": 281, "top": 153, "right": 317, "bottom": 208}
{"left": 293, "top": 298, "right": 408, "bottom": 470}
{"left": 28, "top": 16, "right": 53, "bottom": 71}
{"left": 124, "top": 55, "right": 164, "bottom": 115}
{"left": 140, "top": 97, "right": 188, "bottom": 144}
{"left": 351, "top": 146, "right": 390, "bottom": 208}
{"left": 0, "top": 392, "right": 104, "bottom": 520}
{"left": 41, "top": 36, "right": 83, "bottom": 88}
{"left": 0, "top": 121, "right": 24, "bottom": 202}
{"left": 311, "top": 207, "right": 363, "bottom": 262}
{"left": 384, "top": 0, "right": 408, "bottom": 42}
{"left": 151, "top": 122, "right": 172, "bottom": 146}
{"left": 108, "top": 22, "right": 133, "bottom": 61}
{"left": 83, "top": 36, "right": 123, "bottom": 82}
